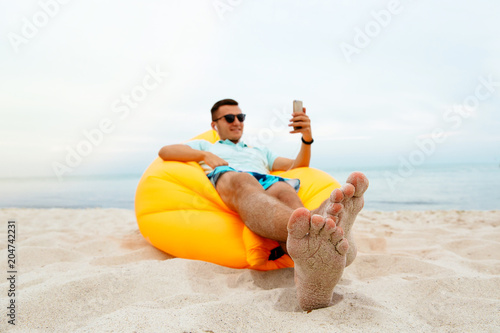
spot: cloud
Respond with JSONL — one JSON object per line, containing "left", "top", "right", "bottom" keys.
{"left": 1, "top": 1, "right": 499, "bottom": 177}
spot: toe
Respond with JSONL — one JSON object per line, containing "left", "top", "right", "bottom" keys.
{"left": 329, "top": 188, "right": 344, "bottom": 203}
{"left": 310, "top": 214, "right": 326, "bottom": 234}
{"left": 287, "top": 208, "right": 311, "bottom": 238}
{"left": 326, "top": 203, "right": 343, "bottom": 216}
{"left": 321, "top": 217, "right": 338, "bottom": 235}
{"left": 341, "top": 184, "right": 355, "bottom": 199}
{"left": 334, "top": 238, "right": 349, "bottom": 255}
{"left": 346, "top": 172, "right": 369, "bottom": 197}
{"left": 330, "top": 226, "right": 348, "bottom": 254}
{"left": 330, "top": 225, "right": 344, "bottom": 243}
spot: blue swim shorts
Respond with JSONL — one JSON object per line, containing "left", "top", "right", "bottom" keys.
{"left": 207, "top": 166, "right": 300, "bottom": 192}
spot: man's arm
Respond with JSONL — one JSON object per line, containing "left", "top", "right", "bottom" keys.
{"left": 271, "top": 110, "right": 313, "bottom": 171}
{"left": 272, "top": 143, "right": 311, "bottom": 171}
{"left": 158, "top": 144, "right": 228, "bottom": 168}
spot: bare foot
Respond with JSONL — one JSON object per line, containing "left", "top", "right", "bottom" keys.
{"left": 287, "top": 208, "right": 349, "bottom": 311}
{"left": 317, "top": 172, "right": 369, "bottom": 266}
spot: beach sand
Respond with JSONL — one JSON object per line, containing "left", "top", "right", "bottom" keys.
{"left": 0, "top": 208, "right": 499, "bottom": 332}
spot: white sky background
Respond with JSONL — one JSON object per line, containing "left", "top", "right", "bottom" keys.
{"left": 1, "top": 0, "right": 499, "bottom": 179}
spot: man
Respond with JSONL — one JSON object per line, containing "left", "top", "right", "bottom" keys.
{"left": 159, "top": 99, "right": 369, "bottom": 311}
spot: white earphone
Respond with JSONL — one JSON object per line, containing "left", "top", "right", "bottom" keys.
{"left": 214, "top": 125, "right": 218, "bottom": 131}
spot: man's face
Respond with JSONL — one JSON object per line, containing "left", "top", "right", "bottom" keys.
{"left": 211, "top": 105, "right": 244, "bottom": 143}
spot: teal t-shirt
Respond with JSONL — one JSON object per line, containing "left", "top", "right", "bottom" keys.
{"left": 185, "top": 139, "right": 278, "bottom": 174}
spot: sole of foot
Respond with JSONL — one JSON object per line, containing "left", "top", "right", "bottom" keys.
{"left": 287, "top": 208, "right": 349, "bottom": 311}
{"left": 323, "top": 172, "right": 369, "bottom": 266}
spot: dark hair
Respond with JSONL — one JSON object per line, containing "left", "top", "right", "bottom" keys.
{"left": 211, "top": 99, "right": 238, "bottom": 119}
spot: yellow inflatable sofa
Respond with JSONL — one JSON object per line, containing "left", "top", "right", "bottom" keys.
{"left": 135, "top": 130, "right": 341, "bottom": 271}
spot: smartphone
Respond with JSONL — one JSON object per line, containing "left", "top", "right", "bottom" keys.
{"left": 293, "top": 100, "right": 304, "bottom": 130}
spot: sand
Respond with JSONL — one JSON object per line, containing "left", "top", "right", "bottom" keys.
{"left": 0, "top": 208, "right": 499, "bottom": 332}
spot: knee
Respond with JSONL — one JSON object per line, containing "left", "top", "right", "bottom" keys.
{"left": 268, "top": 181, "right": 286, "bottom": 191}
{"left": 268, "top": 182, "right": 295, "bottom": 199}
{"left": 217, "top": 172, "right": 261, "bottom": 194}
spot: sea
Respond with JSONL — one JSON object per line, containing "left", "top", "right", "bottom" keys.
{"left": 1, "top": 163, "right": 499, "bottom": 211}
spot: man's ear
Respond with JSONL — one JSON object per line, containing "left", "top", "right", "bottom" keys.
{"left": 211, "top": 122, "right": 218, "bottom": 131}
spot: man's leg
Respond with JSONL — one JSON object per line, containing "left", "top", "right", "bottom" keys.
{"left": 263, "top": 181, "right": 304, "bottom": 253}
{"left": 216, "top": 171, "right": 367, "bottom": 251}
{"left": 216, "top": 170, "right": 369, "bottom": 311}
{"left": 265, "top": 181, "right": 303, "bottom": 209}
{"left": 215, "top": 172, "right": 295, "bottom": 242}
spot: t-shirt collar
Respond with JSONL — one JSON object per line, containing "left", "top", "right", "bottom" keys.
{"left": 218, "top": 139, "right": 248, "bottom": 147}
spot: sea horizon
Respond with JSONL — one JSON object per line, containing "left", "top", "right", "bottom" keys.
{"left": 1, "top": 162, "right": 499, "bottom": 211}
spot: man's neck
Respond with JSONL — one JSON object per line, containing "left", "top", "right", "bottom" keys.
{"left": 220, "top": 138, "right": 240, "bottom": 144}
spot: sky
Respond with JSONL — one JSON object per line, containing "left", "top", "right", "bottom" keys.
{"left": 1, "top": 0, "right": 499, "bottom": 179}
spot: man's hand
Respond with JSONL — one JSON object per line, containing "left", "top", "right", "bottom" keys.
{"left": 203, "top": 151, "right": 229, "bottom": 169}
{"left": 288, "top": 108, "right": 313, "bottom": 142}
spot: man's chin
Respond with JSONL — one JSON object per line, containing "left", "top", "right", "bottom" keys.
{"left": 229, "top": 135, "right": 242, "bottom": 143}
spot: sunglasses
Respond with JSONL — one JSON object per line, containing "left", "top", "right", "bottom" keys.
{"left": 213, "top": 113, "right": 246, "bottom": 123}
